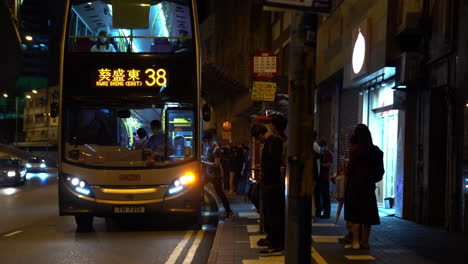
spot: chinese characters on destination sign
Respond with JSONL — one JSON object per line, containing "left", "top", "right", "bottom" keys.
{"left": 96, "top": 68, "right": 167, "bottom": 87}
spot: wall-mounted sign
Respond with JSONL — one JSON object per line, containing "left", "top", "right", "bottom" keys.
{"left": 350, "top": 19, "right": 370, "bottom": 78}
{"left": 95, "top": 67, "right": 167, "bottom": 87}
{"left": 252, "top": 81, "right": 277, "bottom": 102}
{"left": 262, "top": 0, "right": 331, "bottom": 13}
{"left": 352, "top": 30, "right": 366, "bottom": 74}
{"left": 252, "top": 51, "right": 279, "bottom": 80}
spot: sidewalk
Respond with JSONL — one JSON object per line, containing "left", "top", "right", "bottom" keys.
{"left": 207, "top": 194, "right": 468, "bottom": 264}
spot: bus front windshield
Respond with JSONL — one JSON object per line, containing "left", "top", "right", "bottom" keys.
{"left": 64, "top": 101, "right": 195, "bottom": 167}
{"left": 68, "top": 0, "right": 194, "bottom": 53}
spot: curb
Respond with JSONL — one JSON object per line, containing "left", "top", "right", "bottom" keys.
{"left": 207, "top": 220, "right": 225, "bottom": 264}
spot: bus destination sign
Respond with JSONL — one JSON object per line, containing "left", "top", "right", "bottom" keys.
{"left": 95, "top": 67, "right": 167, "bottom": 88}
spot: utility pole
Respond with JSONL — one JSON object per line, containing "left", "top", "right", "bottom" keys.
{"left": 285, "top": 11, "right": 315, "bottom": 264}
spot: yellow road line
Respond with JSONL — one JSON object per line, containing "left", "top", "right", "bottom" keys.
{"left": 183, "top": 230, "right": 205, "bottom": 264}
{"left": 165, "top": 230, "right": 193, "bottom": 264}
{"left": 4, "top": 230, "right": 23, "bottom": 237}
{"left": 312, "top": 247, "right": 328, "bottom": 264}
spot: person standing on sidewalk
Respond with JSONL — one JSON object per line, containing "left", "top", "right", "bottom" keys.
{"left": 251, "top": 124, "right": 284, "bottom": 256}
{"left": 315, "top": 139, "right": 333, "bottom": 219}
{"left": 202, "top": 131, "right": 234, "bottom": 219}
{"left": 344, "top": 124, "right": 383, "bottom": 250}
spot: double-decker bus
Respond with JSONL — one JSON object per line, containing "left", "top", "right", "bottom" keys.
{"left": 58, "top": 0, "right": 201, "bottom": 231}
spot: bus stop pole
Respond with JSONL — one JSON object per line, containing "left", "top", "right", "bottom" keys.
{"left": 285, "top": 11, "right": 315, "bottom": 264}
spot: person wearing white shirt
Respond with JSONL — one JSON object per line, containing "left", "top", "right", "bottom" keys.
{"left": 90, "top": 30, "right": 116, "bottom": 52}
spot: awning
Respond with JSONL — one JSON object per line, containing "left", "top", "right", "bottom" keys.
{"left": 202, "top": 63, "right": 246, "bottom": 105}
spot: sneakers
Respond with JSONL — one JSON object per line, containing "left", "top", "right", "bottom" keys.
{"left": 256, "top": 238, "right": 270, "bottom": 247}
{"left": 258, "top": 247, "right": 283, "bottom": 257}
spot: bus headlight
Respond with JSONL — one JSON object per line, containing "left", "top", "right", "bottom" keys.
{"left": 167, "top": 172, "right": 196, "bottom": 195}
{"left": 40, "top": 163, "right": 47, "bottom": 168}
{"left": 26, "top": 164, "right": 32, "bottom": 168}
{"left": 66, "top": 176, "right": 94, "bottom": 197}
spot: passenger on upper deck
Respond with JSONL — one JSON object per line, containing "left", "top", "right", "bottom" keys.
{"left": 90, "top": 30, "right": 116, "bottom": 52}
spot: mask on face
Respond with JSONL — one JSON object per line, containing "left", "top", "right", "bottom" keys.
{"left": 100, "top": 38, "right": 107, "bottom": 43}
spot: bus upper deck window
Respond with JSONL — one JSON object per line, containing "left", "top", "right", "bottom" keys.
{"left": 90, "top": 30, "right": 116, "bottom": 52}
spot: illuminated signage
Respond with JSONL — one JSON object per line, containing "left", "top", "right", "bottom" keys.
{"left": 95, "top": 67, "right": 167, "bottom": 87}
{"left": 352, "top": 30, "right": 366, "bottom": 74}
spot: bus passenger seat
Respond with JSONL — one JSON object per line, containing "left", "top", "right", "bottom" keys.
{"left": 150, "top": 38, "right": 172, "bottom": 53}
{"left": 72, "top": 38, "right": 95, "bottom": 52}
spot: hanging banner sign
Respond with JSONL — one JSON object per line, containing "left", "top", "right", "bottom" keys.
{"left": 262, "top": 0, "right": 331, "bottom": 13}
{"left": 252, "top": 81, "right": 277, "bottom": 102}
{"left": 252, "top": 51, "right": 279, "bottom": 80}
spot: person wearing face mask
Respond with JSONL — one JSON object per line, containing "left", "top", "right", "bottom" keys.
{"left": 90, "top": 30, "right": 116, "bottom": 52}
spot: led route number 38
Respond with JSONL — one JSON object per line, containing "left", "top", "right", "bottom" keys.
{"left": 95, "top": 68, "right": 167, "bottom": 88}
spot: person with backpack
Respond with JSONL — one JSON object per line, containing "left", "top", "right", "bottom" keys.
{"left": 344, "top": 124, "right": 384, "bottom": 250}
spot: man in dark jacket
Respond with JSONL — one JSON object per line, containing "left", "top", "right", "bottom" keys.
{"left": 251, "top": 124, "right": 284, "bottom": 256}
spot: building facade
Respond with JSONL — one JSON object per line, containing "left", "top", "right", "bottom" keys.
{"left": 20, "top": 87, "right": 58, "bottom": 148}
{"left": 199, "top": 0, "right": 274, "bottom": 144}
{"left": 315, "top": 0, "right": 468, "bottom": 232}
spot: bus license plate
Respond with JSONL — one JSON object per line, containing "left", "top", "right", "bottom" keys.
{"left": 114, "top": 206, "right": 145, "bottom": 213}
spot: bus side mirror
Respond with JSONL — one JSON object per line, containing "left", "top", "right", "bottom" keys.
{"left": 50, "top": 102, "right": 59, "bottom": 118}
{"left": 202, "top": 104, "right": 210, "bottom": 122}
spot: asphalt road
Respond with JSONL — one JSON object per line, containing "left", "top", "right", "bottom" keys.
{"left": 0, "top": 169, "right": 218, "bottom": 264}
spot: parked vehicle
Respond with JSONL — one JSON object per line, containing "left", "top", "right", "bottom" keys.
{"left": 0, "top": 158, "right": 27, "bottom": 186}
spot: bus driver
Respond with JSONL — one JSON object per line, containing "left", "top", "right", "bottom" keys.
{"left": 145, "top": 120, "right": 173, "bottom": 160}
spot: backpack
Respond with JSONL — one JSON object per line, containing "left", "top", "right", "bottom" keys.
{"left": 372, "top": 146, "right": 385, "bottom": 183}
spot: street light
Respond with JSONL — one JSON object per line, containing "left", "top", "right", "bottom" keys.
{"left": 2, "top": 93, "right": 7, "bottom": 98}
{"left": 32, "top": 90, "right": 38, "bottom": 94}
{"left": 25, "top": 35, "right": 33, "bottom": 41}
{"left": 26, "top": 95, "right": 32, "bottom": 99}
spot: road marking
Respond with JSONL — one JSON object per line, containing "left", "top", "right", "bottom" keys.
{"left": 312, "top": 235, "right": 341, "bottom": 243}
{"left": 249, "top": 235, "right": 267, "bottom": 248}
{"left": 246, "top": 224, "right": 259, "bottom": 233}
{"left": 165, "top": 230, "right": 193, "bottom": 264}
{"left": 182, "top": 230, "right": 205, "bottom": 264}
{"left": 4, "top": 230, "right": 23, "bottom": 237}
{"left": 239, "top": 212, "right": 260, "bottom": 219}
{"left": 242, "top": 256, "right": 284, "bottom": 264}
{"left": 345, "top": 255, "right": 376, "bottom": 260}
{"left": 312, "top": 247, "right": 328, "bottom": 264}
{"left": 312, "top": 223, "right": 336, "bottom": 227}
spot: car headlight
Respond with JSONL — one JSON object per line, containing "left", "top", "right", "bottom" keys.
{"left": 167, "top": 172, "right": 196, "bottom": 195}
{"left": 66, "top": 176, "right": 94, "bottom": 197}
{"left": 7, "top": 171, "right": 16, "bottom": 177}
{"left": 40, "top": 163, "right": 46, "bottom": 168}
{"left": 26, "top": 164, "right": 32, "bottom": 168}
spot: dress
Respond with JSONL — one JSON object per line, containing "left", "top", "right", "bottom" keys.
{"left": 344, "top": 144, "right": 382, "bottom": 225}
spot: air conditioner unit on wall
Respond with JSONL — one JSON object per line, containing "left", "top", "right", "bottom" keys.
{"left": 395, "top": 52, "right": 424, "bottom": 87}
